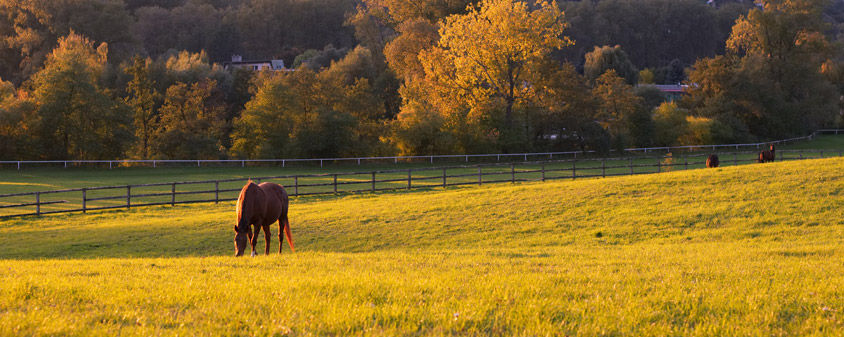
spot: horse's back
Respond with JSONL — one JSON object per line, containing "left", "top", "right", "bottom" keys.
{"left": 258, "top": 182, "right": 288, "bottom": 221}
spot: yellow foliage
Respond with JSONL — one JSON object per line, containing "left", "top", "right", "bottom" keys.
{"left": 420, "top": 0, "right": 571, "bottom": 124}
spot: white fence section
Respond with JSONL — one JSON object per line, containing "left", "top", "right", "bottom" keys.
{"left": 1, "top": 129, "right": 842, "bottom": 170}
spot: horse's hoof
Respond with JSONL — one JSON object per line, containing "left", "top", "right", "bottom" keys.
{"left": 251, "top": 251, "right": 257, "bottom": 257}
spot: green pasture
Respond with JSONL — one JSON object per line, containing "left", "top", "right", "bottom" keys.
{"left": 1, "top": 134, "right": 843, "bottom": 194}
{"left": 2, "top": 135, "right": 843, "bottom": 218}
{"left": 1, "top": 157, "right": 844, "bottom": 335}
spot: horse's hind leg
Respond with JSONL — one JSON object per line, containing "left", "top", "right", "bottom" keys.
{"left": 278, "top": 217, "right": 294, "bottom": 253}
{"left": 263, "top": 224, "right": 271, "bottom": 255}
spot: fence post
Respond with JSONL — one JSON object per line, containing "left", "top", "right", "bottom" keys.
{"left": 36, "top": 192, "right": 40, "bottom": 216}
{"left": 242, "top": 160, "right": 245, "bottom": 168}
{"left": 630, "top": 158, "right": 634, "bottom": 174}
{"left": 572, "top": 161, "right": 576, "bottom": 179}
{"left": 602, "top": 160, "right": 606, "bottom": 178}
{"left": 371, "top": 172, "right": 376, "bottom": 192}
{"left": 684, "top": 156, "right": 688, "bottom": 170}
{"left": 407, "top": 169, "right": 412, "bottom": 190}
{"left": 81, "top": 188, "right": 87, "bottom": 213}
{"left": 800, "top": 150, "right": 803, "bottom": 159}
{"left": 478, "top": 165, "right": 482, "bottom": 185}
{"left": 197, "top": 160, "right": 200, "bottom": 168}
{"left": 511, "top": 163, "right": 515, "bottom": 183}
{"left": 541, "top": 162, "right": 545, "bottom": 182}
{"left": 442, "top": 168, "right": 447, "bottom": 187}
{"left": 333, "top": 174, "right": 338, "bottom": 193}
{"left": 295, "top": 176, "right": 299, "bottom": 196}
{"left": 17, "top": 161, "right": 20, "bottom": 170}
{"left": 126, "top": 186, "right": 131, "bottom": 209}
{"left": 215, "top": 181, "right": 219, "bottom": 204}
{"left": 657, "top": 157, "right": 661, "bottom": 173}
{"left": 109, "top": 161, "right": 112, "bottom": 170}
{"left": 171, "top": 183, "right": 176, "bottom": 206}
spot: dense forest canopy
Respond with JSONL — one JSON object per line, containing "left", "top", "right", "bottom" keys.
{"left": 1, "top": 0, "right": 843, "bottom": 160}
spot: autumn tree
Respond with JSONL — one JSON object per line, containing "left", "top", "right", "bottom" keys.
{"left": 0, "top": 0, "right": 134, "bottom": 83}
{"left": 421, "top": 0, "right": 571, "bottom": 133}
{"left": 30, "top": 32, "right": 131, "bottom": 160}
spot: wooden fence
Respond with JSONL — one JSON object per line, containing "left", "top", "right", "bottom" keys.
{"left": 1, "top": 149, "right": 842, "bottom": 219}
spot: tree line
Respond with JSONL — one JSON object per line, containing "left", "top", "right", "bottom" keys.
{"left": 1, "top": 0, "right": 843, "bottom": 160}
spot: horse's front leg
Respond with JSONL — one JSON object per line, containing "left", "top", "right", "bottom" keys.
{"left": 262, "top": 225, "right": 271, "bottom": 255}
{"left": 250, "top": 223, "right": 261, "bottom": 257}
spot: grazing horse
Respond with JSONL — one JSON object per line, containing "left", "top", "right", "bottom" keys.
{"left": 234, "top": 181, "right": 295, "bottom": 257}
{"left": 706, "top": 154, "right": 720, "bottom": 168}
{"left": 759, "top": 144, "right": 776, "bottom": 163}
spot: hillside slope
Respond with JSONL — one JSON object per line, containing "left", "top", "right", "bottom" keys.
{"left": 1, "top": 158, "right": 843, "bottom": 335}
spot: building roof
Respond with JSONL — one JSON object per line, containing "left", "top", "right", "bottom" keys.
{"left": 222, "top": 59, "right": 285, "bottom": 70}
{"left": 645, "top": 84, "right": 685, "bottom": 93}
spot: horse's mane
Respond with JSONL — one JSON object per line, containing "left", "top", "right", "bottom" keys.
{"left": 236, "top": 181, "right": 258, "bottom": 230}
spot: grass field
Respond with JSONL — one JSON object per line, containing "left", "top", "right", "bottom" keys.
{"left": 2, "top": 135, "right": 843, "bottom": 218}
{"left": 2, "top": 134, "right": 843, "bottom": 194}
{"left": 1, "top": 155, "right": 843, "bottom": 335}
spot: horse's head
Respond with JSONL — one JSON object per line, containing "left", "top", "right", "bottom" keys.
{"left": 770, "top": 144, "right": 775, "bottom": 151}
{"left": 234, "top": 225, "right": 249, "bottom": 257}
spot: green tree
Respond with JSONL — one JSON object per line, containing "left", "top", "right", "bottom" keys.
{"left": 638, "top": 68, "right": 655, "bottom": 84}
{"left": 0, "top": 81, "right": 37, "bottom": 160}
{"left": 231, "top": 62, "right": 383, "bottom": 159}
{"left": 151, "top": 79, "right": 226, "bottom": 159}
{"left": 652, "top": 101, "right": 688, "bottom": 147}
{"left": 124, "top": 56, "right": 160, "bottom": 159}
{"left": 686, "top": 0, "right": 838, "bottom": 139}
{"left": 584, "top": 45, "right": 638, "bottom": 85}
{"left": 30, "top": 32, "right": 131, "bottom": 159}
{"left": 591, "top": 70, "right": 642, "bottom": 142}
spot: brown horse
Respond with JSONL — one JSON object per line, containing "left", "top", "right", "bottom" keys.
{"left": 759, "top": 144, "right": 776, "bottom": 163}
{"left": 706, "top": 154, "right": 720, "bottom": 168}
{"left": 234, "top": 181, "right": 295, "bottom": 257}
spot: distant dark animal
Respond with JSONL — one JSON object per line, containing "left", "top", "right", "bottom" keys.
{"left": 758, "top": 144, "right": 776, "bottom": 163}
{"left": 234, "top": 181, "right": 295, "bottom": 257}
{"left": 706, "top": 154, "right": 720, "bottom": 168}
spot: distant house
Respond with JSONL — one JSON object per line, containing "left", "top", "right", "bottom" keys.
{"left": 640, "top": 84, "right": 687, "bottom": 102}
{"left": 222, "top": 55, "right": 286, "bottom": 71}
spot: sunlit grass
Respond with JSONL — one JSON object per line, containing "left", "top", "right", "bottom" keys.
{"left": 1, "top": 157, "right": 844, "bottom": 335}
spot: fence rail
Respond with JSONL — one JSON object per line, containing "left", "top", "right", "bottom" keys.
{"left": 1, "top": 130, "right": 842, "bottom": 170}
{"left": 2, "top": 148, "right": 843, "bottom": 219}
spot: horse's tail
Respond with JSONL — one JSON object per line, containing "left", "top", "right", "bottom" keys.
{"left": 282, "top": 216, "right": 295, "bottom": 253}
